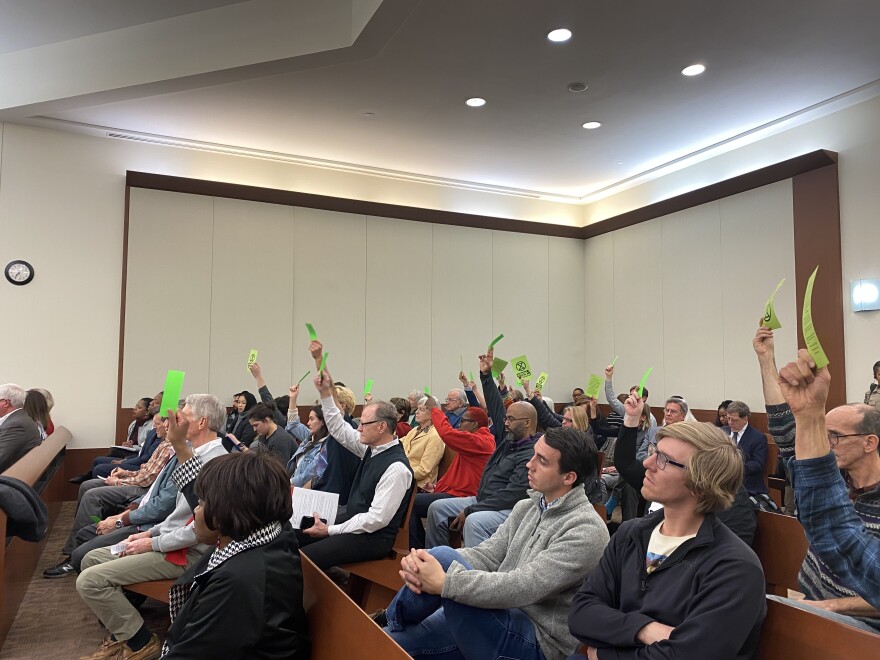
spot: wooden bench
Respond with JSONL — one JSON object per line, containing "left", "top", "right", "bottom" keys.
{"left": 758, "top": 597, "right": 880, "bottom": 657}
{"left": 342, "top": 489, "right": 417, "bottom": 611}
{"left": 302, "top": 552, "right": 410, "bottom": 659}
{"left": 125, "top": 579, "right": 173, "bottom": 604}
{"left": 0, "top": 427, "right": 70, "bottom": 647}
{"left": 752, "top": 510, "right": 808, "bottom": 596}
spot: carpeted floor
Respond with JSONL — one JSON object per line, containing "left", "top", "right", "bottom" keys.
{"left": 2, "top": 502, "right": 170, "bottom": 658}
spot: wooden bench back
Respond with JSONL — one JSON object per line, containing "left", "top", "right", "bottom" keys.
{"left": 764, "top": 437, "right": 779, "bottom": 489}
{"left": 301, "top": 553, "right": 410, "bottom": 659}
{"left": 758, "top": 597, "right": 880, "bottom": 657}
{"left": 753, "top": 510, "right": 808, "bottom": 596}
{"left": 391, "top": 486, "right": 418, "bottom": 558}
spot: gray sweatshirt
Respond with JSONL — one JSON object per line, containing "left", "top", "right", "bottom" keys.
{"left": 149, "top": 438, "right": 227, "bottom": 553}
{"left": 443, "top": 486, "right": 609, "bottom": 660}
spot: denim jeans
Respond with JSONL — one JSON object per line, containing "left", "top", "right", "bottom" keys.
{"left": 425, "top": 496, "right": 512, "bottom": 549}
{"left": 385, "top": 546, "right": 546, "bottom": 660}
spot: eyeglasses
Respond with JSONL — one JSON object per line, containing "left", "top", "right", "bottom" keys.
{"left": 646, "top": 441, "right": 687, "bottom": 470}
{"left": 504, "top": 415, "right": 527, "bottom": 423}
{"left": 359, "top": 420, "right": 382, "bottom": 428}
{"left": 664, "top": 408, "right": 684, "bottom": 416}
{"left": 827, "top": 432, "right": 867, "bottom": 446}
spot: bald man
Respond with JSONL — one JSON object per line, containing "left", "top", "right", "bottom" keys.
{"left": 425, "top": 350, "right": 540, "bottom": 548}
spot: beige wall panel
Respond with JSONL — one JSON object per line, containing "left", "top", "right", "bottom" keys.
{"left": 364, "top": 215, "right": 433, "bottom": 400}
{"left": 611, "top": 220, "right": 666, "bottom": 403}
{"left": 291, "top": 207, "right": 367, "bottom": 397}
{"left": 548, "top": 237, "right": 586, "bottom": 402}
{"left": 431, "top": 223, "right": 494, "bottom": 397}
{"left": 583, "top": 233, "right": 616, "bottom": 384}
{"left": 491, "top": 231, "right": 550, "bottom": 391}
{"left": 659, "top": 203, "right": 725, "bottom": 409}
{"left": 720, "top": 181, "right": 796, "bottom": 408}
{"left": 123, "top": 188, "right": 214, "bottom": 403}
{"left": 209, "top": 198, "right": 294, "bottom": 403}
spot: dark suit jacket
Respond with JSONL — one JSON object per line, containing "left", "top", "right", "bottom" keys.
{"left": 724, "top": 424, "right": 767, "bottom": 495}
{"left": 0, "top": 410, "right": 42, "bottom": 473}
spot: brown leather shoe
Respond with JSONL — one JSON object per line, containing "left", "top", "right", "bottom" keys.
{"left": 121, "top": 634, "right": 161, "bottom": 660}
{"left": 79, "top": 634, "right": 124, "bottom": 659}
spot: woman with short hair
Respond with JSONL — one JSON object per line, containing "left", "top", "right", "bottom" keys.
{"left": 163, "top": 451, "right": 310, "bottom": 659}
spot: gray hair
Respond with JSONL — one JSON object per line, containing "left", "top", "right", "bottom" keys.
{"left": 852, "top": 404, "right": 880, "bottom": 445}
{"left": 666, "top": 396, "right": 689, "bottom": 415}
{"left": 408, "top": 390, "right": 423, "bottom": 401}
{"left": 726, "top": 400, "right": 750, "bottom": 418}
{"left": 185, "top": 394, "right": 227, "bottom": 433}
{"left": 447, "top": 389, "right": 467, "bottom": 408}
{"left": 32, "top": 387, "right": 54, "bottom": 410}
{"left": 417, "top": 397, "right": 429, "bottom": 407}
{"left": 0, "top": 384, "right": 26, "bottom": 408}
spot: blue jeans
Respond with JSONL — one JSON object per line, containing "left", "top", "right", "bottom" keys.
{"left": 425, "top": 496, "right": 512, "bottom": 549}
{"left": 386, "top": 546, "right": 546, "bottom": 660}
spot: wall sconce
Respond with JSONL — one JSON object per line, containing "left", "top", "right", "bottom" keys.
{"left": 852, "top": 278, "right": 880, "bottom": 312}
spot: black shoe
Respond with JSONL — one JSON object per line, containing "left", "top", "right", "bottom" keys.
{"left": 43, "top": 561, "right": 76, "bottom": 579}
{"left": 69, "top": 472, "right": 91, "bottom": 485}
{"left": 369, "top": 609, "right": 387, "bottom": 627}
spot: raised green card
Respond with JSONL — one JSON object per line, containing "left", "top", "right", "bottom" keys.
{"left": 511, "top": 355, "right": 533, "bottom": 381}
{"left": 159, "top": 370, "right": 185, "bottom": 417}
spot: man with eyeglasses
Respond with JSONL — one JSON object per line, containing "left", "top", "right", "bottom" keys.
{"left": 296, "top": 365, "right": 414, "bottom": 571}
{"left": 569, "top": 393, "right": 766, "bottom": 659}
{"left": 424, "top": 348, "right": 539, "bottom": 548}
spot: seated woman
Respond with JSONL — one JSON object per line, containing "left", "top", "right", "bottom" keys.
{"left": 227, "top": 390, "right": 257, "bottom": 447}
{"left": 288, "top": 405, "right": 330, "bottom": 487}
{"left": 390, "top": 397, "right": 412, "bottom": 438}
{"left": 401, "top": 398, "right": 446, "bottom": 491}
{"left": 24, "top": 389, "right": 52, "bottom": 441}
{"left": 164, "top": 451, "right": 310, "bottom": 659}
{"left": 714, "top": 399, "right": 733, "bottom": 427}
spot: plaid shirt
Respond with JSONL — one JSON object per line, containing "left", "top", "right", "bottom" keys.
{"left": 117, "top": 440, "right": 174, "bottom": 488}
{"left": 791, "top": 451, "right": 880, "bottom": 608}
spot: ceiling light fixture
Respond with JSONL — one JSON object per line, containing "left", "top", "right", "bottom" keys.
{"left": 582, "top": 121, "right": 602, "bottom": 130}
{"left": 547, "top": 28, "right": 572, "bottom": 43}
{"left": 568, "top": 82, "right": 588, "bottom": 93}
{"left": 681, "top": 63, "right": 706, "bottom": 77}
{"left": 466, "top": 97, "right": 486, "bottom": 107}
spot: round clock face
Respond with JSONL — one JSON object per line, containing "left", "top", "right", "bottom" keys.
{"left": 5, "top": 260, "right": 34, "bottom": 285}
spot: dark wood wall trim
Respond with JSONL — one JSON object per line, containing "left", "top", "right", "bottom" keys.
{"left": 792, "top": 164, "right": 846, "bottom": 407}
{"left": 581, "top": 150, "right": 838, "bottom": 238}
{"left": 125, "top": 171, "right": 584, "bottom": 239}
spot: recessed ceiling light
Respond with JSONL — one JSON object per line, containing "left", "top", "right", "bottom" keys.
{"left": 681, "top": 63, "right": 706, "bottom": 77}
{"left": 547, "top": 28, "right": 572, "bottom": 43}
{"left": 466, "top": 97, "right": 486, "bottom": 107}
{"left": 582, "top": 121, "right": 602, "bottom": 130}
{"left": 567, "top": 82, "right": 588, "bottom": 93}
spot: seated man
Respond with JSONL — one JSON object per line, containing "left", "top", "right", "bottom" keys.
{"left": 723, "top": 400, "right": 769, "bottom": 497}
{"left": 44, "top": 412, "right": 174, "bottom": 578}
{"left": 777, "top": 348, "right": 880, "bottom": 610}
{"left": 408, "top": 397, "right": 495, "bottom": 548}
{"left": 377, "top": 426, "right": 609, "bottom": 660}
{"left": 569, "top": 394, "right": 766, "bottom": 659}
{"left": 425, "top": 349, "right": 539, "bottom": 548}
{"left": 76, "top": 394, "right": 228, "bottom": 659}
{"left": 0, "top": 383, "right": 42, "bottom": 473}
{"left": 295, "top": 361, "right": 413, "bottom": 571}
{"left": 247, "top": 402, "right": 298, "bottom": 466}
{"left": 444, "top": 388, "right": 469, "bottom": 429}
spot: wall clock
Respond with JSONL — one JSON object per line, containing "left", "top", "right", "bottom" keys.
{"left": 5, "top": 260, "right": 34, "bottom": 286}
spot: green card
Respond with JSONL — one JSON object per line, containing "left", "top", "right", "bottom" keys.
{"left": 488, "top": 333, "right": 504, "bottom": 350}
{"left": 424, "top": 385, "right": 431, "bottom": 396}
{"left": 90, "top": 515, "right": 101, "bottom": 524}
{"left": 585, "top": 374, "right": 603, "bottom": 399}
{"left": 469, "top": 371, "right": 475, "bottom": 383}
{"left": 516, "top": 377, "right": 522, "bottom": 386}
{"left": 491, "top": 357, "right": 508, "bottom": 377}
{"left": 802, "top": 266, "right": 829, "bottom": 369}
{"left": 297, "top": 370, "right": 311, "bottom": 385}
{"left": 638, "top": 367, "right": 653, "bottom": 398}
{"left": 612, "top": 354, "right": 619, "bottom": 367}
{"left": 306, "top": 323, "right": 317, "bottom": 341}
{"left": 318, "top": 352, "right": 329, "bottom": 372}
{"left": 511, "top": 355, "right": 533, "bottom": 381}
{"left": 364, "top": 379, "right": 374, "bottom": 396}
{"left": 159, "top": 370, "right": 185, "bottom": 417}
{"left": 761, "top": 278, "right": 785, "bottom": 330}
{"left": 534, "top": 372, "right": 549, "bottom": 392}
{"left": 247, "top": 348, "right": 258, "bottom": 373}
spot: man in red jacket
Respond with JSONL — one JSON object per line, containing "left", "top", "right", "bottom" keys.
{"left": 408, "top": 397, "right": 494, "bottom": 548}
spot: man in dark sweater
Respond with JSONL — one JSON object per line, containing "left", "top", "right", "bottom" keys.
{"left": 425, "top": 348, "right": 539, "bottom": 548}
{"left": 568, "top": 393, "right": 766, "bottom": 659}
{"left": 296, "top": 364, "right": 413, "bottom": 571}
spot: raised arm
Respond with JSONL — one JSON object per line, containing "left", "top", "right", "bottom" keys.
{"left": 480, "top": 349, "right": 506, "bottom": 446}
{"left": 614, "top": 395, "right": 648, "bottom": 491}
{"left": 604, "top": 365, "right": 625, "bottom": 417}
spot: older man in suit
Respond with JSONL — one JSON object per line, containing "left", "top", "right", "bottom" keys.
{"left": 723, "top": 400, "right": 768, "bottom": 496}
{"left": 0, "top": 383, "right": 42, "bottom": 473}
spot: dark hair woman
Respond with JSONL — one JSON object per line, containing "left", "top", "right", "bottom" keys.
{"left": 228, "top": 390, "right": 258, "bottom": 447}
{"left": 163, "top": 451, "right": 310, "bottom": 658}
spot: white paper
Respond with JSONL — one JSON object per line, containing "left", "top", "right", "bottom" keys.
{"left": 110, "top": 542, "right": 127, "bottom": 556}
{"left": 290, "top": 488, "right": 339, "bottom": 529}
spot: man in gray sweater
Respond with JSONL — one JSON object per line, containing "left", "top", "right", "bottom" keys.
{"left": 376, "top": 426, "right": 609, "bottom": 660}
{"left": 76, "top": 394, "right": 229, "bottom": 660}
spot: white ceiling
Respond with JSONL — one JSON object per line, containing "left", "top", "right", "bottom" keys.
{"left": 1, "top": 0, "right": 879, "bottom": 200}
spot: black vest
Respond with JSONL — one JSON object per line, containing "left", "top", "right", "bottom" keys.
{"left": 336, "top": 442, "right": 413, "bottom": 541}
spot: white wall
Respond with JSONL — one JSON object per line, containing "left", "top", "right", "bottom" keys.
{"left": 584, "top": 181, "right": 797, "bottom": 412}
